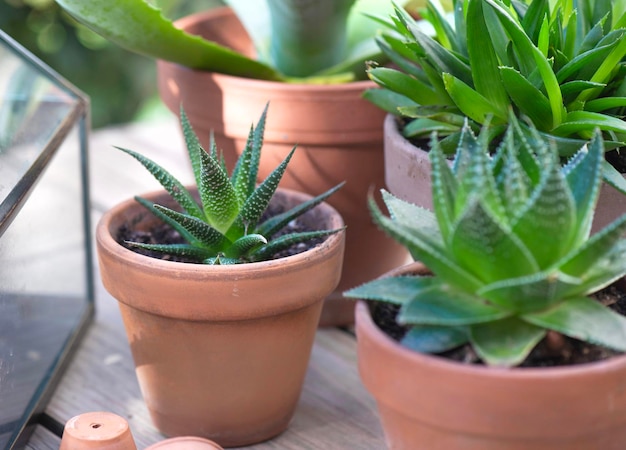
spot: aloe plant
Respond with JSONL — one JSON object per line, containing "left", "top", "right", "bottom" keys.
{"left": 54, "top": 0, "right": 400, "bottom": 83}
{"left": 120, "top": 106, "right": 344, "bottom": 264}
{"left": 345, "top": 117, "right": 626, "bottom": 367}
{"left": 367, "top": 0, "right": 626, "bottom": 190}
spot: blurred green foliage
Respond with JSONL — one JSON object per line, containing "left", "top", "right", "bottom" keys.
{"left": 0, "top": 0, "right": 223, "bottom": 128}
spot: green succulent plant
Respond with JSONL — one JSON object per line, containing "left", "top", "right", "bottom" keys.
{"left": 53, "top": 0, "right": 402, "bottom": 83}
{"left": 366, "top": 0, "right": 626, "bottom": 190}
{"left": 119, "top": 106, "right": 344, "bottom": 265}
{"left": 345, "top": 117, "right": 626, "bottom": 367}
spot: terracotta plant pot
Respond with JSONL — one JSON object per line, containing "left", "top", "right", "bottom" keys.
{"left": 356, "top": 262, "right": 626, "bottom": 450}
{"left": 60, "top": 412, "right": 137, "bottom": 450}
{"left": 157, "top": 7, "right": 409, "bottom": 326}
{"left": 96, "top": 187, "right": 345, "bottom": 447}
{"left": 383, "top": 113, "right": 626, "bottom": 232}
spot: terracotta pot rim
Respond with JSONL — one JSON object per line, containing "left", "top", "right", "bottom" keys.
{"left": 166, "top": 7, "right": 377, "bottom": 91}
{"left": 97, "top": 186, "right": 344, "bottom": 278}
{"left": 356, "top": 261, "right": 626, "bottom": 377}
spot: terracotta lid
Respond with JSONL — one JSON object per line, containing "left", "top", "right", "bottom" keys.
{"left": 144, "top": 436, "right": 224, "bottom": 449}
{"left": 60, "top": 411, "right": 137, "bottom": 450}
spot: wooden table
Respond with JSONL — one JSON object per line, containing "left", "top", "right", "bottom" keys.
{"left": 25, "top": 118, "right": 387, "bottom": 449}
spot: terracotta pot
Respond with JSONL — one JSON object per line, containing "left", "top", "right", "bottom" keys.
{"left": 383, "top": 113, "right": 626, "bottom": 232}
{"left": 145, "top": 436, "right": 224, "bottom": 449}
{"left": 356, "top": 261, "right": 626, "bottom": 450}
{"left": 96, "top": 187, "right": 345, "bottom": 447}
{"left": 60, "top": 412, "right": 137, "bottom": 450}
{"left": 157, "top": 7, "right": 409, "bottom": 326}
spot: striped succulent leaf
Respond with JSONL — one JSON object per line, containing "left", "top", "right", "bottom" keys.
{"left": 121, "top": 106, "right": 344, "bottom": 264}
{"left": 346, "top": 117, "right": 626, "bottom": 367}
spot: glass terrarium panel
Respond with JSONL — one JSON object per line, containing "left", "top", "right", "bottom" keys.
{"left": 0, "top": 31, "right": 94, "bottom": 449}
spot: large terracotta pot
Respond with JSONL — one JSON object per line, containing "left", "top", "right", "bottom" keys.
{"left": 96, "top": 187, "right": 345, "bottom": 447}
{"left": 157, "top": 7, "right": 409, "bottom": 326}
{"left": 384, "top": 113, "right": 626, "bottom": 232}
{"left": 356, "top": 262, "right": 626, "bottom": 450}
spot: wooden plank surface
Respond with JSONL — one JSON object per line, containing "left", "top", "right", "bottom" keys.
{"left": 30, "top": 118, "right": 386, "bottom": 449}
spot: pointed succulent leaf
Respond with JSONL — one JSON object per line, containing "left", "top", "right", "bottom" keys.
{"left": 565, "top": 239, "right": 626, "bottom": 296}
{"left": 368, "top": 67, "right": 443, "bottom": 106}
{"left": 231, "top": 124, "right": 257, "bottom": 206}
{"left": 466, "top": 0, "right": 510, "bottom": 116}
{"left": 401, "top": 325, "right": 469, "bottom": 354}
{"left": 381, "top": 189, "right": 442, "bottom": 243}
{"left": 153, "top": 205, "right": 226, "bottom": 251}
{"left": 227, "top": 147, "right": 295, "bottom": 241}
{"left": 470, "top": 317, "right": 547, "bottom": 367}
{"left": 362, "top": 88, "right": 419, "bottom": 115}
{"left": 368, "top": 195, "right": 482, "bottom": 292}
{"left": 511, "top": 159, "right": 577, "bottom": 268}
{"left": 133, "top": 196, "right": 200, "bottom": 247}
{"left": 477, "top": 270, "right": 583, "bottom": 313}
{"left": 442, "top": 74, "right": 508, "bottom": 125}
{"left": 523, "top": 297, "right": 626, "bottom": 352}
{"left": 450, "top": 199, "right": 539, "bottom": 283}
{"left": 198, "top": 148, "right": 239, "bottom": 234}
{"left": 180, "top": 108, "right": 204, "bottom": 192}
{"left": 499, "top": 66, "right": 553, "bottom": 129}
{"left": 225, "top": 234, "right": 268, "bottom": 259}
{"left": 561, "top": 131, "right": 603, "bottom": 242}
{"left": 117, "top": 147, "right": 204, "bottom": 220}
{"left": 398, "top": 283, "right": 511, "bottom": 326}
{"left": 256, "top": 182, "right": 345, "bottom": 238}
{"left": 429, "top": 139, "right": 457, "bottom": 240}
{"left": 344, "top": 275, "right": 435, "bottom": 305}
{"left": 250, "top": 228, "right": 344, "bottom": 262}
{"left": 124, "top": 242, "right": 214, "bottom": 261}
{"left": 54, "top": 0, "right": 283, "bottom": 80}
{"left": 551, "top": 110, "right": 626, "bottom": 137}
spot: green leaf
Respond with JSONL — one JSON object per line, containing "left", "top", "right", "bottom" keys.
{"left": 117, "top": 147, "right": 204, "bottom": 220}
{"left": 368, "top": 67, "right": 443, "bottom": 106}
{"left": 585, "top": 96, "right": 626, "bottom": 112}
{"left": 450, "top": 200, "right": 538, "bottom": 283}
{"left": 443, "top": 73, "right": 507, "bottom": 124}
{"left": 133, "top": 196, "right": 201, "bottom": 247}
{"left": 430, "top": 141, "right": 457, "bottom": 240}
{"left": 561, "top": 131, "right": 603, "bottom": 241}
{"left": 402, "top": 117, "right": 460, "bottom": 137}
{"left": 511, "top": 160, "right": 577, "bottom": 268}
{"left": 401, "top": 325, "right": 469, "bottom": 353}
{"left": 124, "top": 242, "right": 214, "bottom": 261}
{"left": 54, "top": 0, "right": 283, "bottom": 80}
{"left": 227, "top": 147, "right": 295, "bottom": 240}
{"left": 484, "top": 0, "right": 564, "bottom": 128}
{"left": 499, "top": 66, "right": 553, "bottom": 131}
{"left": 153, "top": 205, "right": 226, "bottom": 250}
{"left": 466, "top": 0, "right": 510, "bottom": 116}
{"left": 602, "top": 160, "right": 626, "bottom": 196}
{"left": 551, "top": 111, "right": 626, "bottom": 138}
{"left": 367, "top": 195, "right": 482, "bottom": 293}
{"left": 180, "top": 108, "right": 205, "bottom": 195}
{"left": 470, "top": 317, "right": 546, "bottom": 367}
{"left": 478, "top": 270, "right": 583, "bottom": 313}
{"left": 344, "top": 275, "right": 435, "bottom": 304}
{"left": 198, "top": 148, "right": 239, "bottom": 234}
{"left": 256, "top": 182, "right": 344, "bottom": 237}
{"left": 398, "top": 283, "right": 510, "bottom": 326}
{"left": 524, "top": 297, "right": 626, "bottom": 352}
{"left": 362, "top": 88, "right": 419, "bottom": 115}
{"left": 226, "top": 233, "right": 267, "bottom": 259}
{"left": 250, "top": 228, "right": 344, "bottom": 261}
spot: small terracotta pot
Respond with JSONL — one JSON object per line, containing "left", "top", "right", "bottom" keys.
{"left": 60, "top": 412, "right": 137, "bottom": 450}
{"left": 383, "top": 113, "right": 626, "bottom": 233}
{"left": 157, "top": 7, "right": 409, "bottom": 325}
{"left": 96, "top": 187, "right": 345, "bottom": 447}
{"left": 356, "top": 262, "right": 626, "bottom": 450}
{"left": 145, "top": 436, "right": 224, "bottom": 449}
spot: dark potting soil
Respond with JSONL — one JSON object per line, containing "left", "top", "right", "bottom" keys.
{"left": 370, "top": 282, "right": 626, "bottom": 367}
{"left": 116, "top": 201, "right": 326, "bottom": 263}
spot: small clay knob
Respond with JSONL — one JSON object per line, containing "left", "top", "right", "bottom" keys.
{"left": 59, "top": 411, "right": 137, "bottom": 450}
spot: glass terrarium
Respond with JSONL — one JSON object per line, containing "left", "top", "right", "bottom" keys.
{"left": 0, "top": 31, "right": 94, "bottom": 448}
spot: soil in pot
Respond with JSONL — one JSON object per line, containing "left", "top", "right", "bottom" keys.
{"left": 369, "top": 282, "right": 626, "bottom": 367}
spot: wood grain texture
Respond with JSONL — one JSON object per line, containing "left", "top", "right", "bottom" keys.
{"left": 30, "top": 119, "right": 386, "bottom": 449}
